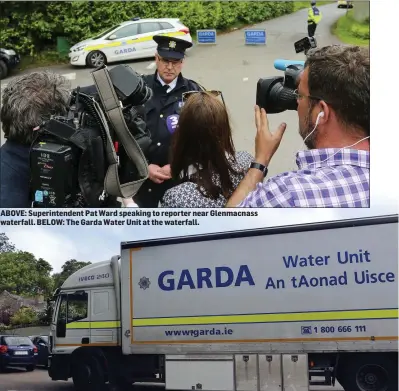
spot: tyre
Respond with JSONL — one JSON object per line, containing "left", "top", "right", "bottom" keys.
{"left": 72, "top": 354, "right": 106, "bottom": 391}
{"left": 26, "top": 365, "right": 35, "bottom": 372}
{"left": 0, "top": 59, "right": 8, "bottom": 80}
{"left": 86, "top": 51, "right": 107, "bottom": 68}
{"left": 338, "top": 353, "right": 398, "bottom": 391}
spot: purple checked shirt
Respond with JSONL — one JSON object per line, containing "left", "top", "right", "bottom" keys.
{"left": 238, "top": 148, "right": 370, "bottom": 208}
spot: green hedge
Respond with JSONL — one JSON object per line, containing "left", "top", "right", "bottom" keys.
{"left": 0, "top": 1, "right": 295, "bottom": 56}
{"left": 332, "top": 9, "right": 369, "bottom": 46}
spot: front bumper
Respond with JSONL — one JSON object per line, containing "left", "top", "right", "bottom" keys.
{"left": 0, "top": 353, "right": 36, "bottom": 368}
{"left": 48, "top": 354, "right": 71, "bottom": 380}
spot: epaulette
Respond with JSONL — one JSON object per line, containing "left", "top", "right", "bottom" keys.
{"left": 189, "top": 79, "right": 206, "bottom": 91}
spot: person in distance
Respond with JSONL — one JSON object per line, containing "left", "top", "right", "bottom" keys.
{"left": 226, "top": 45, "right": 370, "bottom": 208}
{"left": 307, "top": 1, "right": 322, "bottom": 38}
{"left": 160, "top": 91, "right": 254, "bottom": 208}
{"left": 0, "top": 71, "right": 70, "bottom": 208}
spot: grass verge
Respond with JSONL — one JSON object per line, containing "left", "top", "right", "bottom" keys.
{"left": 19, "top": 50, "right": 70, "bottom": 71}
{"left": 332, "top": 9, "right": 369, "bottom": 46}
{"left": 293, "top": 1, "right": 335, "bottom": 12}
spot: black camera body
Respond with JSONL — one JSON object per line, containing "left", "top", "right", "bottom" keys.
{"left": 30, "top": 139, "right": 80, "bottom": 208}
{"left": 30, "top": 65, "right": 152, "bottom": 208}
{"left": 256, "top": 36, "right": 317, "bottom": 114}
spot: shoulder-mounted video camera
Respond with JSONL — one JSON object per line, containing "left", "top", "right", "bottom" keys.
{"left": 29, "top": 64, "right": 151, "bottom": 208}
{"left": 256, "top": 36, "right": 317, "bottom": 114}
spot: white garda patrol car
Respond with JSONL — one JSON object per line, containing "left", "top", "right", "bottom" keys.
{"left": 68, "top": 17, "right": 193, "bottom": 68}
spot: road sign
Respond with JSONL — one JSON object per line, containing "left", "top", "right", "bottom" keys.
{"left": 245, "top": 29, "right": 266, "bottom": 45}
{"left": 197, "top": 29, "right": 217, "bottom": 45}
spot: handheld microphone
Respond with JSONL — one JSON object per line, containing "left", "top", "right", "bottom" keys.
{"left": 274, "top": 59, "right": 305, "bottom": 71}
{"left": 166, "top": 115, "right": 179, "bottom": 134}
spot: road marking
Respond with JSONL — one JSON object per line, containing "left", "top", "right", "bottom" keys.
{"left": 62, "top": 72, "right": 77, "bottom": 80}
{"left": 146, "top": 62, "right": 156, "bottom": 70}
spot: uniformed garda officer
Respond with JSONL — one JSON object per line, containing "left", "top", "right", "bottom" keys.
{"left": 307, "top": 1, "right": 322, "bottom": 38}
{"left": 133, "top": 35, "right": 205, "bottom": 208}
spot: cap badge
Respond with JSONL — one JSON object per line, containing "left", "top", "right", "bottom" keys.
{"left": 169, "top": 41, "right": 177, "bottom": 49}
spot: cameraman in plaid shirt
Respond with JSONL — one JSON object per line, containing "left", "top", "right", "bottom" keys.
{"left": 227, "top": 45, "right": 369, "bottom": 208}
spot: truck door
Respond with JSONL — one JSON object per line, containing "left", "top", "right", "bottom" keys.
{"left": 53, "top": 291, "right": 90, "bottom": 351}
{"left": 90, "top": 289, "right": 119, "bottom": 345}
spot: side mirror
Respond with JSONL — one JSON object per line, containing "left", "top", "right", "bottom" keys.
{"left": 56, "top": 320, "right": 66, "bottom": 338}
{"left": 108, "top": 34, "right": 117, "bottom": 40}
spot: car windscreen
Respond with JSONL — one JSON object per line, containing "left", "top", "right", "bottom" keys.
{"left": 41, "top": 336, "right": 49, "bottom": 343}
{"left": 92, "top": 25, "right": 121, "bottom": 39}
{"left": 4, "top": 337, "right": 33, "bottom": 346}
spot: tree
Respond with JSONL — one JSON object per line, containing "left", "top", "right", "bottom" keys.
{"left": 53, "top": 259, "right": 92, "bottom": 289}
{"left": 10, "top": 307, "right": 38, "bottom": 326}
{"left": 39, "top": 298, "right": 54, "bottom": 325}
{"left": 0, "top": 233, "right": 16, "bottom": 253}
{"left": 0, "top": 251, "right": 53, "bottom": 297}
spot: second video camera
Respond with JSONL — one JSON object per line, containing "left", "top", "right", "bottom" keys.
{"left": 256, "top": 36, "right": 317, "bottom": 114}
{"left": 30, "top": 65, "right": 151, "bottom": 208}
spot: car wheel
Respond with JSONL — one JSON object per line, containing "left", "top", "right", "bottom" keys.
{"left": 26, "top": 365, "right": 35, "bottom": 372}
{"left": 0, "top": 59, "right": 8, "bottom": 80}
{"left": 86, "top": 51, "right": 107, "bottom": 68}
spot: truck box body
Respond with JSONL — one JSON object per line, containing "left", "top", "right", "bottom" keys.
{"left": 120, "top": 216, "right": 398, "bottom": 355}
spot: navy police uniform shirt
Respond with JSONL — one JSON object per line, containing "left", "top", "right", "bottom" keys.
{"left": 134, "top": 71, "right": 204, "bottom": 208}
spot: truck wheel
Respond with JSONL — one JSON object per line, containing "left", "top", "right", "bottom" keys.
{"left": 0, "top": 59, "right": 8, "bottom": 80}
{"left": 86, "top": 51, "right": 107, "bottom": 68}
{"left": 338, "top": 354, "right": 398, "bottom": 391}
{"left": 72, "top": 355, "right": 106, "bottom": 391}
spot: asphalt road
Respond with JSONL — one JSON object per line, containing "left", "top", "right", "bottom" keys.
{"left": 0, "top": 366, "right": 344, "bottom": 391}
{"left": 0, "top": 4, "right": 347, "bottom": 177}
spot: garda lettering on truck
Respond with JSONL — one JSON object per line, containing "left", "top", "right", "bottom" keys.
{"left": 158, "top": 265, "right": 255, "bottom": 291}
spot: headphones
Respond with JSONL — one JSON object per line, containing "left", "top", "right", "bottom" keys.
{"left": 317, "top": 111, "right": 325, "bottom": 121}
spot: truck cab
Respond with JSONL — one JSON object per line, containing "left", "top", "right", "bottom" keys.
{"left": 48, "top": 256, "right": 162, "bottom": 390}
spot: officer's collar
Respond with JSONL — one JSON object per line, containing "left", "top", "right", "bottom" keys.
{"left": 156, "top": 73, "right": 178, "bottom": 91}
{"left": 154, "top": 71, "right": 185, "bottom": 89}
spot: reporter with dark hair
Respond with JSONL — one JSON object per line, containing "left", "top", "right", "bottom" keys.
{"left": 160, "top": 91, "right": 253, "bottom": 208}
{"left": 0, "top": 71, "right": 70, "bottom": 208}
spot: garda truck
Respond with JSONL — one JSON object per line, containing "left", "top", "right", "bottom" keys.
{"left": 48, "top": 214, "right": 398, "bottom": 391}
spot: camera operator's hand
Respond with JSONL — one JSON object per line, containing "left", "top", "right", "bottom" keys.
{"left": 254, "top": 105, "right": 287, "bottom": 166}
{"left": 149, "top": 164, "right": 171, "bottom": 184}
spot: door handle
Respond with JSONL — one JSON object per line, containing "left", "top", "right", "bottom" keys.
{"left": 81, "top": 338, "right": 90, "bottom": 344}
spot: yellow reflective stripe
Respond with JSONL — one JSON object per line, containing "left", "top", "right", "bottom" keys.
{"left": 84, "top": 31, "right": 186, "bottom": 52}
{"left": 132, "top": 309, "right": 398, "bottom": 327}
{"left": 85, "top": 41, "right": 123, "bottom": 51}
{"left": 66, "top": 320, "right": 121, "bottom": 329}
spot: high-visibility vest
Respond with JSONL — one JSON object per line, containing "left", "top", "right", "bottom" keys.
{"left": 308, "top": 6, "right": 323, "bottom": 24}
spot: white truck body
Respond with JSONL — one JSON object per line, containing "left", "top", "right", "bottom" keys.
{"left": 120, "top": 216, "right": 398, "bottom": 355}
{"left": 49, "top": 214, "right": 398, "bottom": 391}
